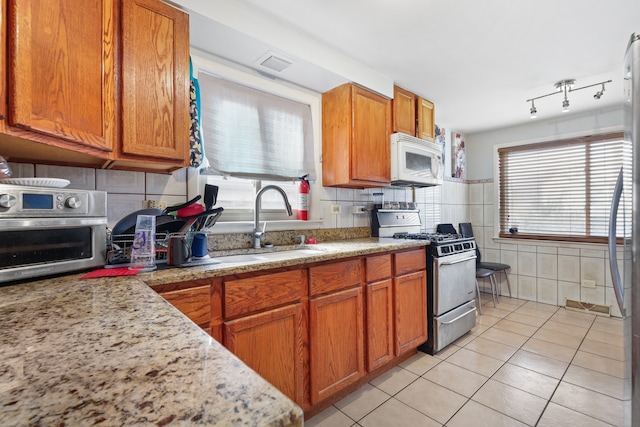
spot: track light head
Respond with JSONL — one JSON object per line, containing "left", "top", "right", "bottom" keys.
{"left": 593, "top": 83, "right": 606, "bottom": 99}
{"left": 530, "top": 100, "right": 537, "bottom": 118}
{"left": 562, "top": 98, "right": 570, "bottom": 112}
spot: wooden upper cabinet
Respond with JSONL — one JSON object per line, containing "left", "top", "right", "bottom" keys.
{"left": 7, "top": 0, "right": 116, "bottom": 152}
{"left": 119, "top": 0, "right": 190, "bottom": 165}
{"left": 392, "top": 86, "right": 416, "bottom": 136}
{"left": 0, "top": 0, "right": 6, "bottom": 121}
{"left": 416, "top": 97, "right": 435, "bottom": 142}
{"left": 322, "top": 83, "right": 391, "bottom": 188}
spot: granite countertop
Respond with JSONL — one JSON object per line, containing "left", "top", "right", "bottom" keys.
{"left": 0, "top": 238, "right": 427, "bottom": 425}
{"left": 142, "top": 238, "right": 429, "bottom": 287}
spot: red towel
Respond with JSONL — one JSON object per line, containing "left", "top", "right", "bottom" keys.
{"left": 80, "top": 267, "right": 141, "bottom": 279}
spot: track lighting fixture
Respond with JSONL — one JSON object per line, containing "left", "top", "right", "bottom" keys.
{"left": 593, "top": 83, "right": 606, "bottom": 99}
{"left": 530, "top": 100, "right": 537, "bottom": 119}
{"left": 525, "top": 79, "right": 612, "bottom": 117}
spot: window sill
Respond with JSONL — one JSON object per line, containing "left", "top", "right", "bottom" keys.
{"left": 209, "top": 220, "right": 324, "bottom": 234}
{"left": 492, "top": 236, "right": 609, "bottom": 250}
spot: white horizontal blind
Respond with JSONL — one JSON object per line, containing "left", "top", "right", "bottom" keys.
{"left": 498, "top": 132, "right": 630, "bottom": 240}
{"left": 198, "top": 72, "right": 316, "bottom": 181}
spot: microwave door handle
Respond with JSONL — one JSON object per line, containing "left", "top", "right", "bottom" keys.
{"left": 608, "top": 167, "right": 625, "bottom": 316}
{"left": 432, "top": 155, "right": 441, "bottom": 178}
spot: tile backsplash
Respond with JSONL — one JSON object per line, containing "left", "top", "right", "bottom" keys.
{"left": 9, "top": 162, "right": 470, "bottom": 232}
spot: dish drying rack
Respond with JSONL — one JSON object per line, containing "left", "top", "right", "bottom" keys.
{"left": 106, "top": 229, "right": 199, "bottom": 266}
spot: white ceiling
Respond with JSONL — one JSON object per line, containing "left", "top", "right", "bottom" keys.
{"left": 181, "top": 0, "right": 640, "bottom": 134}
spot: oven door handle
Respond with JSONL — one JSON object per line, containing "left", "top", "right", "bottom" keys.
{"left": 440, "top": 307, "right": 477, "bottom": 325}
{"left": 439, "top": 255, "right": 476, "bottom": 266}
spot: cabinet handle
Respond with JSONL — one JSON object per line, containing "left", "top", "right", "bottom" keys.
{"left": 441, "top": 307, "right": 477, "bottom": 325}
{"left": 440, "top": 255, "right": 476, "bottom": 266}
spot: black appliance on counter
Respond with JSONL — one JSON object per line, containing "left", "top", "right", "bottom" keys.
{"left": 372, "top": 211, "right": 477, "bottom": 355}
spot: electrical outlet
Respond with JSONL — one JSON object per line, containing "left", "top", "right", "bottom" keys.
{"left": 351, "top": 205, "right": 366, "bottom": 214}
{"left": 143, "top": 200, "right": 167, "bottom": 210}
{"left": 330, "top": 204, "right": 341, "bottom": 214}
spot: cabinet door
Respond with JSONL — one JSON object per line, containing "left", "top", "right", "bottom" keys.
{"left": 120, "top": 0, "right": 189, "bottom": 162}
{"left": 351, "top": 85, "right": 391, "bottom": 184}
{"left": 225, "top": 304, "right": 305, "bottom": 405}
{"left": 416, "top": 97, "right": 435, "bottom": 142}
{"left": 159, "top": 284, "right": 211, "bottom": 329}
{"left": 0, "top": 0, "right": 6, "bottom": 121}
{"left": 393, "top": 86, "right": 416, "bottom": 136}
{"left": 394, "top": 270, "right": 427, "bottom": 355}
{"left": 7, "top": 0, "right": 115, "bottom": 151}
{"left": 310, "top": 286, "right": 364, "bottom": 404}
{"left": 366, "top": 279, "right": 394, "bottom": 371}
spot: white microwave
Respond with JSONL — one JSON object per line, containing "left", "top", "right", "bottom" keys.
{"left": 390, "top": 133, "right": 443, "bottom": 187}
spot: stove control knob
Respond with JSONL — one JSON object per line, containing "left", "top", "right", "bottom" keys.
{"left": 65, "top": 196, "right": 82, "bottom": 209}
{"left": 0, "top": 194, "right": 17, "bottom": 208}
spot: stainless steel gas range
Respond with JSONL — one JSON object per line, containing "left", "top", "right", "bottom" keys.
{"left": 372, "top": 209, "right": 478, "bottom": 355}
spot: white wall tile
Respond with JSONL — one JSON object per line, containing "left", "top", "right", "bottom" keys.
{"left": 459, "top": 183, "right": 469, "bottom": 205}
{"left": 537, "top": 246, "right": 557, "bottom": 255}
{"left": 96, "top": 170, "right": 145, "bottom": 193}
{"left": 106, "top": 193, "right": 146, "bottom": 229}
{"left": 36, "top": 165, "right": 95, "bottom": 189}
{"left": 605, "top": 287, "right": 623, "bottom": 318}
{"left": 473, "top": 226, "right": 485, "bottom": 248}
{"left": 318, "top": 185, "right": 336, "bottom": 202}
{"left": 581, "top": 285, "right": 606, "bottom": 305}
{"left": 558, "top": 247, "right": 580, "bottom": 256}
{"left": 319, "top": 200, "right": 336, "bottom": 229}
{"left": 469, "top": 204, "right": 483, "bottom": 226}
{"left": 483, "top": 182, "right": 494, "bottom": 205}
{"left": 580, "top": 257, "right": 605, "bottom": 287}
{"left": 457, "top": 204, "right": 469, "bottom": 224}
{"left": 483, "top": 204, "right": 493, "bottom": 226}
{"left": 484, "top": 227, "right": 500, "bottom": 249}
{"left": 581, "top": 248, "right": 605, "bottom": 259}
{"left": 353, "top": 211, "right": 370, "bottom": 228}
{"left": 354, "top": 190, "right": 371, "bottom": 203}
{"left": 558, "top": 281, "right": 580, "bottom": 306}
{"left": 518, "top": 252, "right": 537, "bottom": 277}
{"left": 336, "top": 188, "right": 355, "bottom": 201}
{"left": 501, "top": 249, "right": 518, "bottom": 275}
{"left": 517, "top": 244, "right": 536, "bottom": 253}
{"left": 537, "top": 279, "right": 558, "bottom": 305}
{"left": 537, "top": 253, "right": 558, "bottom": 280}
{"left": 558, "top": 256, "right": 580, "bottom": 283}
{"left": 484, "top": 248, "right": 500, "bottom": 263}
{"left": 518, "top": 275, "right": 537, "bottom": 301}
{"left": 7, "top": 162, "right": 34, "bottom": 177}
{"left": 335, "top": 201, "right": 354, "bottom": 228}
{"left": 146, "top": 168, "right": 187, "bottom": 195}
{"left": 468, "top": 183, "right": 483, "bottom": 204}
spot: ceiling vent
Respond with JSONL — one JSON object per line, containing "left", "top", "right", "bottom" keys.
{"left": 256, "top": 51, "right": 293, "bottom": 73}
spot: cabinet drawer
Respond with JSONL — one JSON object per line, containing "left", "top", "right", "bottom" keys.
{"left": 160, "top": 285, "right": 211, "bottom": 326}
{"left": 225, "top": 269, "right": 306, "bottom": 318}
{"left": 366, "top": 254, "right": 392, "bottom": 283}
{"left": 394, "top": 248, "right": 426, "bottom": 275}
{"left": 310, "top": 259, "right": 363, "bottom": 296}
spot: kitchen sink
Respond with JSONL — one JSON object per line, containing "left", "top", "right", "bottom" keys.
{"left": 213, "top": 248, "right": 324, "bottom": 264}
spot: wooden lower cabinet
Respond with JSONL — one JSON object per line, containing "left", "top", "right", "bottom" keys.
{"left": 224, "top": 303, "right": 306, "bottom": 405}
{"left": 394, "top": 270, "right": 428, "bottom": 355}
{"left": 366, "top": 279, "right": 394, "bottom": 370}
{"left": 158, "top": 284, "right": 212, "bottom": 330}
{"left": 309, "top": 286, "right": 365, "bottom": 404}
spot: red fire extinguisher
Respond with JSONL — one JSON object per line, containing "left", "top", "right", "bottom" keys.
{"left": 298, "top": 174, "right": 309, "bottom": 220}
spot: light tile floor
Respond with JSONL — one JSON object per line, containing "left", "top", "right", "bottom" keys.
{"left": 306, "top": 294, "right": 630, "bottom": 427}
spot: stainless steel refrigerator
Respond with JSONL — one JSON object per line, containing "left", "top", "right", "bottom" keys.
{"left": 609, "top": 31, "right": 640, "bottom": 427}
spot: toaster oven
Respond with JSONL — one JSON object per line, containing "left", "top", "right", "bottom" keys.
{"left": 0, "top": 184, "right": 107, "bottom": 284}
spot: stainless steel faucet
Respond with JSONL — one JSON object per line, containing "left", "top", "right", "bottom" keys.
{"left": 253, "top": 185, "right": 293, "bottom": 249}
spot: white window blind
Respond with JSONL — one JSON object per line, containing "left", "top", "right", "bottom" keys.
{"left": 198, "top": 72, "right": 316, "bottom": 181}
{"left": 498, "top": 132, "right": 631, "bottom": 241}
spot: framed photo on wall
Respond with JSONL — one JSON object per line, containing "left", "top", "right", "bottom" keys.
{"left": 452, "top": 131, "right": 466, "bottom": 178}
